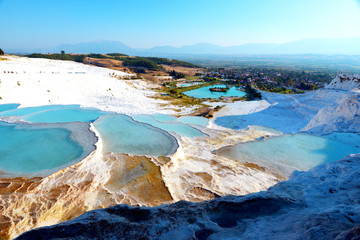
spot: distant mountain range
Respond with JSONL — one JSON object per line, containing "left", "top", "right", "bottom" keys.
{"left": 5, "top": 37, "right": 360, "bottom": 55}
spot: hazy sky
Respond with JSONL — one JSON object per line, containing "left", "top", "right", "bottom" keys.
{"left": 1, "top": 0, "right": 360, "bottom": 49}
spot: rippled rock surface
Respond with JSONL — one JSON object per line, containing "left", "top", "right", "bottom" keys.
{"left": 16, "top": 154, "right": 360, "bottom": 240}
{"left": 0, "top": 153, "right": 173, "bottom": 239}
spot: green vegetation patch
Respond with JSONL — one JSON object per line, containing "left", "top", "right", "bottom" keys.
{"left": 143, "top": 57, "right": 200, "bottom": 68}
{"left": 25, "top": 52, "right": 199, "bottom": 71}
{"left": 107, "top": 53, "right": 129, "bottom": 57}
{"left": 26, "top": 53, "right": 86, "bottom": 62}
{"left": 244, "top": 84, "right": 262, "bottom": 100}
{"left": 123, "top": 57, "right": 162, "bottom": 71}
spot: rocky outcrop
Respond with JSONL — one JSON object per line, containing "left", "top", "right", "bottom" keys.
{"left": 326, "top": 73, "right": 360, "bottom": 91}
{"left": 303, "top": 89, "right": 360, "bottom": 133}
{"left": 303, "top": 73, "right": 360, "bottom": 133}
{"left": 16, "top": 154, "right": 360, "bottom": 240}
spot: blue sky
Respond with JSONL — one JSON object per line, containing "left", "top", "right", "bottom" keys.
{"left": 1, "top": 0, "right": 360, "bottom": 49}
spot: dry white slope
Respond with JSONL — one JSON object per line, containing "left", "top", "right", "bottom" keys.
{"left": 303, "top": 74, "right": 360, "bottom": 133}
{"left": 0, "top": 56, "right": 181, "bottom": 114}
{"left": 212, "top": 73, "right": 360, "bottom": 134}
{"left": 303, "top": 89, "right": 360, "bottom": 133}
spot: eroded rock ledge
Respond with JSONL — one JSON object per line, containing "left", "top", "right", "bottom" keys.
{"left": 16, "top": 154, "right": 360, "bottom": 240}
{"left": 0, "top": 153, "right": 173, "bottom": 239}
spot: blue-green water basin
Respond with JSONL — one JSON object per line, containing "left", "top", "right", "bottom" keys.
{"left": 177, "top": 116, "right": 209, "bottom": 127}
{"left": 0, "top": 105, "right": 80, "bottom": 117}
{"left": 0, "top": 105, "right": 110, "bottom": 123}
{"left": 216, "top": 133, "right": 360, "bottom": 176}
{"left": 180, "top": 84, "right": 192, "bottom": 87}
{"left": 22, "top": 107, "right": 110, "bottom": 123}
{"left": 0, "top": 122, "right": 83, "bottom": 174}
{"left": 94, "top": 115, "right": 178, "bottom": 156}
{"left": 132, "top": 114, "right": 206, "bottom": 138}
{"left": 1, "top": 104, "right": 212, "bottom": 175}
{"left": 184, "top": 85, "right": 245, "bottom": 99}
{"left": 179, "top": 83, "right": 202, "bottom": 87}
{"left": 152, "top": 114, "right": 209, "bottom": 127}
{"left": 152, "top": 114, "right": 177, "bottom": 122}
{"left": 0, "top": 104, "right": 20, "bottom": 113}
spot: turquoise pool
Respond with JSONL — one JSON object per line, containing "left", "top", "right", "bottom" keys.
{"left": 0, "top": 122, "right": 83, "bottom": 174}
{"left": 152, "top": 114, "right": 177, "bottom": 122}
{"left": 0, "top": 104, "right": 211, "bottom": 175}
{"left": 323, "top": 132, "right": 360, "bottom": 147}
{"left": 184, "top": 85, "right": 245, "bottom": 99}
{"left": 0, "top": 105, "right": 80, "bottom": 117}
{"left": 217, "top": 133, "right": 360, "bottom": 176}
{"left": 177, "top": 116, "right": 209, "bottom": 127}
{"left": 132, "top": 114, "right": 206, "bottom": 138}
{"left": 0, "top": 103, "right": 20, "bottom": 113}
{"left": 94, "top": 115, "right": 178, "bottom": 156}
{"left": 22, "top": 107, "right": 110, "bottom": 123}
{"left": 0, "top": 105, "right": 110, "bottom": 123}
{"left": 179, "top": 84, "right": 192, "bottom": 87}
{"left": 179, "top": 83, "right": 202, "bottom": 87}
{"left": 152, "top": 114, "right": 208, "bottom": 127}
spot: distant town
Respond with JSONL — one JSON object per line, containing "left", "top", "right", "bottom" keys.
{"left": 201, "top": 67, "right": 334, "bottom": 94}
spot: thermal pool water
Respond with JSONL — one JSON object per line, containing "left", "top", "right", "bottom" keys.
{"left": 94, "top": 115, "right": 179, "bottom": 156}
{"left": 0, "top": 121, "right": 83, "bottom": 175}
{"left": 216, "top": 133, "right": 360, "bottom": 177}
{"left": 183, "top": 85, "right": 246, "bottom": 99}
{"left": 132, "top": 114, "right": 206, "bottom": 137}
{"left": 0, "top": 103, "right": 358, "bottom": 178}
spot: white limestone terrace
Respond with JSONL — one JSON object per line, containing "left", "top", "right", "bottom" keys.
{"left": 1, "top": 56, "right": 359, "bottom": 239}
{"left": 212, "top": 73, "right": 360, "bottom": 134}
{"left": 303, "top": 88, "right": 360, "bottom": 133}
{"left": 0, "top": 56, "right": 190, "bottom": 115}
{"left": 16, "top": 154, "right": 360, "bottom": 240}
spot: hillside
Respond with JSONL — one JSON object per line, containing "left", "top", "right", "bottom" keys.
{"left": 25, "top": 53, "right": 203, "bottom": 81}
{"left": 25, "top": 53, "right": 200, "bottom": 69}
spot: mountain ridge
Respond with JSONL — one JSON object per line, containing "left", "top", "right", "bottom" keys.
{"left": 5, "top": 37, "right": 360, "bottom": 55}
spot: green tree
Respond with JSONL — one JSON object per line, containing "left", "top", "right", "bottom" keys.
{"left": 169, "top": 70, "right": 185, "bottom": 79}
{"left": 123, "top": 57, "right": 161, "bottom": 70}
{"left": 61, "top": 50, "right": 65, "bottom": 54}
{"left": 0, "top": 48, "right": 4, "bottom": 55}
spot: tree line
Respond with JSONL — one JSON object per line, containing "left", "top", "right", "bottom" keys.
{"left": 25, "top": 52, "right": 200, "bottom": 71}
{"left": 26, "top": 53, "right": 86, "bottom": 62}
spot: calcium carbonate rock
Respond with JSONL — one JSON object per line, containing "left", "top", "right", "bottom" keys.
{"left": 16, "top": 154, "right": 360, "bottom": 240}
{"left": 326, "top": 73, "right": 360, "bottom": 91}
{"left": 303, "top": 89, "right": 360, "bottom": 133}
